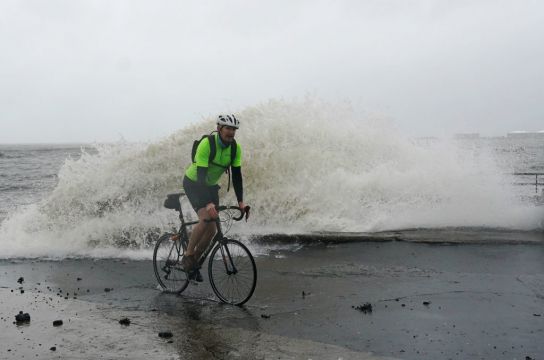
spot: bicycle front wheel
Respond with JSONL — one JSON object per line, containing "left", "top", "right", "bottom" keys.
{"left": 153, "top": 233, "right": 189, "bottom": 293}
{"left": 208, "top": 239, "right": 257, "bottom": 305}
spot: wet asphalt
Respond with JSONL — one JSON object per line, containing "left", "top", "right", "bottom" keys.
{"left": 1, "top": 240, "right": 543, "bottom": 359}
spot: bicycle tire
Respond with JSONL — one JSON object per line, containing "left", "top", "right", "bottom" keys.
{"left": 153, "top": 232, "right": 189, "bottom": 293}
{"left": 208, "top": 239, "right": 257, "bottom": 305}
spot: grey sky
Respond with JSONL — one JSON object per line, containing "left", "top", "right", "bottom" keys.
{"left": 1, "top": 0, "right": 543, "bottom": 143}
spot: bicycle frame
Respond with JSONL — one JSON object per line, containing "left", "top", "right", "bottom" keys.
{"left": 174, "top": 205, "right": 234, "bottom": 272}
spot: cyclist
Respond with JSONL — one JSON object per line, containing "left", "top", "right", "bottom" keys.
{"left": 181, "top": 114, "right": 247, "bottom": 281}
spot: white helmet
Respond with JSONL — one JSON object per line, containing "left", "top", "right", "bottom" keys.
{"left": 217, "top": 114, "right": 240, "bottom": 129}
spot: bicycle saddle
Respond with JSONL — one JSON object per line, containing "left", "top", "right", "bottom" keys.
{"left": 164, "top": 193, "right": 185, "bottom": 211}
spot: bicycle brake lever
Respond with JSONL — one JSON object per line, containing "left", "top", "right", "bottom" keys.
{"left": 244, "top": 206, "right": 251, "bottom": 222}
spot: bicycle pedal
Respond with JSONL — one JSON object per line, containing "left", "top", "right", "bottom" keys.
{"left": 188, "top": 270, "right": 204, "bottom": 283}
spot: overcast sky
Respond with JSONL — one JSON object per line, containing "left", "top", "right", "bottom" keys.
{"left": 1, "top": 0, "right": 543, "bottom": 143}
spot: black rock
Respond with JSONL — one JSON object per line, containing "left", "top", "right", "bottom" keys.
{"left": 158, "top": 331, "right": 173, "bottom": 338}
{"left": 104, "top": 288, "right": 112, "bottom": 292}
{"left": 526, "top": 357, "right": 534, "bottom": 360}
{"left": 261, "top": 314, "right": 271, "bottom": 319}
{"left": 53, "top": 320, "right": 63, "bottom": 327}
{"left": 77, "top": 277, "right": 82, "bottom": 281}
{"left": 354, "top": 303, "right": 373, "bottom": 314}
{"left": 15, "top": 311, "right": 31, "bottom": 324}
{"left": 20, "top": 289, "right": 24, "bottom": 294}
{"left": 423, "top": 301, "right": 431, "bottom": 306}
{"left": 119, "top": 318, "right": 130, "bottom": 326}
{"left": 17, "top": 277, "right": 24, "bottom": 284}
{"left": 50, "top": 347, "right": 56, "bottom": 351}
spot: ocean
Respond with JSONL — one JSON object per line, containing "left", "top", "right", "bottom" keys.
{"left": 1, "top": 100, "right": 543, "bottom": 259}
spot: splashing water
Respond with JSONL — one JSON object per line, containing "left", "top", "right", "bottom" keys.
{"left": 0, "top": 98, "right": 542, "bottom": 258}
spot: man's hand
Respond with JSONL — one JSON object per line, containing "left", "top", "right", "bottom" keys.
{"left": 238, "top": 201, "right": 250, "bottom": 221}
{"left": 206, "top": 202, "right": 218, "bottom": 219}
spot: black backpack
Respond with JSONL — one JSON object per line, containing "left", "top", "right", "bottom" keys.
{"left": 191, "top": 132, "right": 237, "bottom": 190}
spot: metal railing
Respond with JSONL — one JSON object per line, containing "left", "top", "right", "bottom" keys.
{"left": 513, "top": 172, "right": 544, "bottom": 194}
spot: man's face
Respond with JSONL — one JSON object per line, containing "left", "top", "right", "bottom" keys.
{"left": 219, "top": 126, "right": 237, "bottom": 144}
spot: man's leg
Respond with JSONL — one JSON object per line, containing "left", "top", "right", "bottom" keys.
{"left": 193, "top": 218, "right": 217, "bottom": 260}
{"left": 184, "top": 208, "right": 217, "bottom": 268}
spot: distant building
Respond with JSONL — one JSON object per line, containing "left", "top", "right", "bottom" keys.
{"left": 454, "top": 133, "right": 480, "bottom": 139}
{"left": 507, "top": 131, "right": 544, "bottom": 139}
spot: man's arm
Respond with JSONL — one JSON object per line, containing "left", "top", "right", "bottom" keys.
{"left": 195, "top": 138, "right": 211, "bottom": 187}
{"left": 232, "top": 166, "right": 243, "bottom": 205}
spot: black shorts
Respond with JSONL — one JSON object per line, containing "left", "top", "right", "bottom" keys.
{"left": 183, "top": 176, "right": 220, "bottom": 212}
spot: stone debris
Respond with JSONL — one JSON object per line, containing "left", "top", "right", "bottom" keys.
{"left": 353, "top": 303, "right": 373, "bottom": 314}
{"left": 17, "top": 277, "right": 24, "bottom": 284}
{"left": 423, "top": 301, "right": 431, "bottom": 306}
{"left": 15, "top": 311, "right": 31, "bottom": 324}
{"left": 50, "top": 347, "right": 56, "bottom": 351}
{"left": 119, "top": 318, "right": 131, "bottom": 326}
{"left": 104, "top": 288, "right": 112, "bottom": 292}
{"left": 261, "top": 314, "right": 271, "bottom": 319}
{"left": 158, "top": 331, "right": 173, "bottom": 338}
{"left": 53, "top": 320, "right": 63, "bottom": 327}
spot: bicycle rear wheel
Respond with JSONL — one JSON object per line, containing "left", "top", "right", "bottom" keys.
{"left": 208, "top": 239, "right": 257, "bottom": 305}
{"left": 153, "top": 233, "right": 189, "bottom": 293}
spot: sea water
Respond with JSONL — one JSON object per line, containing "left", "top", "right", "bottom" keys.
{"left": 1, "top": 99, "right": 543, "bottom": 258}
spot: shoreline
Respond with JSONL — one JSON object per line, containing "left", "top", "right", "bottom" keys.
{"left": 252, "top": 227, "right": 544, "bottom": 245}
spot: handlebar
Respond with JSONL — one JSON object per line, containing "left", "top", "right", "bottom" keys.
{"left": 216, "top": 205, "right": 251, "bottom": 221}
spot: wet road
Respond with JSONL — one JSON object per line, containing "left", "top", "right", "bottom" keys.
{"left": 1, "top": 241, "right": 543, "bottom": 359}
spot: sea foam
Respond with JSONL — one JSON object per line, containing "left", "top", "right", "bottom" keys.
{"left": 0, "top": 98, "right": 542, "bottom": 258}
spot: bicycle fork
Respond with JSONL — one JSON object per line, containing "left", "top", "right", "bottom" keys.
{"left": 162, "top": 236, "right": 182, "bottom": 279}
{"left": 220, "top": 243, "right": 237, "bottom": 275}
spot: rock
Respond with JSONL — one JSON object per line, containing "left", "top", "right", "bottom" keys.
{"left": 50, "top": 347, "right": 56, "bottom": 351}
{"left": 77, "top": 277, "right": 82, "bottom": 281}
{"left": 53, "top": 320, "right": 63, "bottom": 327}
{"left": 526, "top": 357, "right": 534, "bottom": 360}
{"left": 261, "top": 314, "right": 271, "bottom": 319}
{"left": 353, "top": 303, "right": 373, "bottom": 314}
{"left": 158, "top": 331, "right": 173, "bottom": 338}
{"left": 533, "top": 314, "right": 541, "bottom": 317}
{"left": 104, "top": 288, "right": 112, "bottom": 292}
{"left": 20, "top": 289, "right": 24, "bottom": 294}
{"left": 119, "top": 318, "right": 130, "bottom": 326}
{"left": 423, "top": 301, "right": 431, "bottom": 306}
{"left": 15, "top": 311, "right": 30, "bottom": 324}
{"left": 17, "top": 277, "right": 24, "bottom": 284}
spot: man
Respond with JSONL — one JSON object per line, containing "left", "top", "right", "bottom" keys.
{"left": 181, "top": 114, "right": 247, "bottom": 280}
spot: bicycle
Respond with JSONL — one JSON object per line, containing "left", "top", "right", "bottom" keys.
{"left": 153, "top": 192, "right": 257, "bottom": 305}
